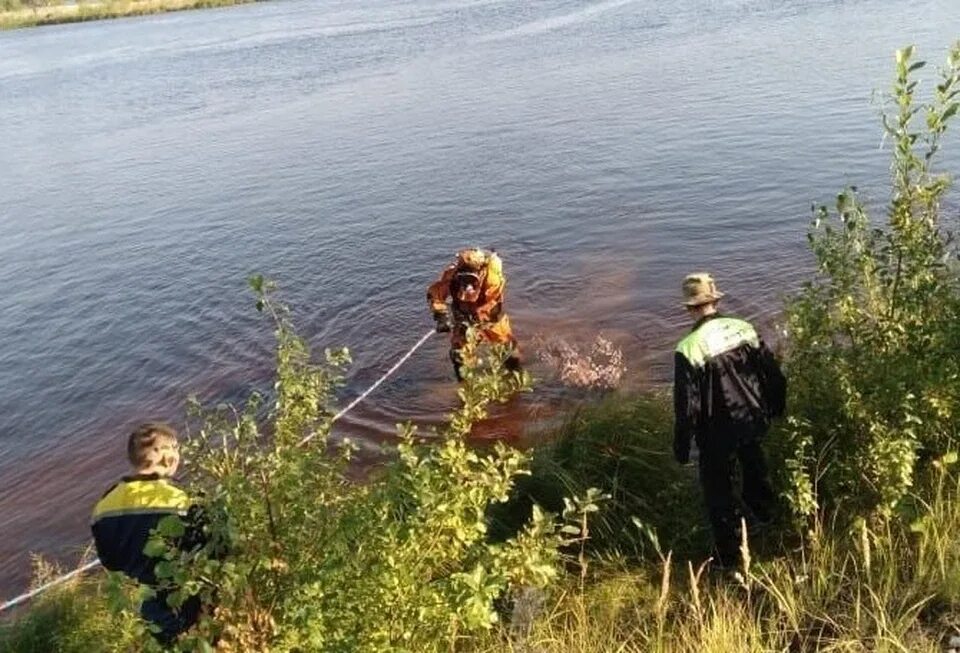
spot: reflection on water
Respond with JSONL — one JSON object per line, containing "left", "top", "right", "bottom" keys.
{"left": 1, "top": 0, "right": 959, "bottom": 595}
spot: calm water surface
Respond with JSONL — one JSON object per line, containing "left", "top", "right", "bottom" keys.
{"left": 1, "top": 0, "right": 959, "bottom": 595}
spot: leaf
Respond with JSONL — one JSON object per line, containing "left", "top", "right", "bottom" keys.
{"left": 143, "top": 539, "right": 167, "bottom": 558}
{"left": 895, "top": 45, "right": 915, "bottom": 66}
{"left": 154, "top": 560, "right": 174, "bottom": 580}
{"left": 156, "top": 515, "right": 186, "bottom": 538}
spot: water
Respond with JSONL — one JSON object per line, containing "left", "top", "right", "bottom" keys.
{"left": 1, "top": 0, "right": 958, "bottom": 597}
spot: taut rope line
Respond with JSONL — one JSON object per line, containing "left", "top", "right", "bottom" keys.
{"left": 0, "top": 329, "right": 436, "bottom": 614}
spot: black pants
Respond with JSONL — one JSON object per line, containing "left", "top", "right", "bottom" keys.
{"left": 140, "top": 592, "right": 202, "bottom": 647}
{"left": 698, "top": 438, "right": 775, "bottom": 568}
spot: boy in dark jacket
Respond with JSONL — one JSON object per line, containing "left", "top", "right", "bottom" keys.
{"left": 673, "top": 273, "right": 787, "bottom": 569}
{"left": 91, "top": 422, "right": 206, "bottom": 646}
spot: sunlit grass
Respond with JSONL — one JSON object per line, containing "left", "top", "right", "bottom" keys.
{"left": 470, "top": 470, "right": 960, "bottom": 652}
{"left": 3, "top": 400, "right": 959, "bottom": 652}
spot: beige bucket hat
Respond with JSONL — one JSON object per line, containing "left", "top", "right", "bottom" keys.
{"left": 682, "top": 272, "right": 725, "bottom": 307}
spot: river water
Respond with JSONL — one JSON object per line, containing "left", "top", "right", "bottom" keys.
{"left": 1, "top": 0, "right": 958, "bottom": 597}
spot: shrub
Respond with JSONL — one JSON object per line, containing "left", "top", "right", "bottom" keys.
{"left": 780, "top": 43, "right": 960, "bottom": 520}
{"left": 145, "top": 278, "right": 594, "bottom": 652}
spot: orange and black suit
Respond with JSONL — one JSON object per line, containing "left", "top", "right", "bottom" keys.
{"left": 427, "top": 248, "right": 521, "bottom": 380}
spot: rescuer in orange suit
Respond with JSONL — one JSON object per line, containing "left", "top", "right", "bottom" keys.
{"left": 427, "top": 248, "right": 522, "bottom": 381}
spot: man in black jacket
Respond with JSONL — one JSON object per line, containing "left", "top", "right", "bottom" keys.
{"left": 673, "top": 273, "right": 786, "bottom": 569}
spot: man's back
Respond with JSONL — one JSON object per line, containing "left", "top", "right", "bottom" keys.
{"left": 675, "top": 314, "right": 786, "bottom": 443}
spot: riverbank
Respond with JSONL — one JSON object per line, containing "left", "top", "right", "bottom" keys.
{"left": 0, "top": 0, "right": 256, "bottom": 30}
{"left": 3, "top": 396, "right": 960, "bottom": 652}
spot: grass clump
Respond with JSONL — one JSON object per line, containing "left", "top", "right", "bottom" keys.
{"left": 470, "top": 463, "right": 960, "bottom": 652}
{"left": 491, "top": 394, "right": 705, "bottom": 560}
{"left": 0, "top": 559, "right": 140, "bottom": 653}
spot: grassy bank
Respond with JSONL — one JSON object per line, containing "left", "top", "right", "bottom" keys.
{"left": 0, "top": 0, "right": 257, "bottom": 30}
{"left": 472, "top": 399, "right": 960, "bottom": 653}
{"left": 3, "top": 397, "right": 960, "bottom": 652}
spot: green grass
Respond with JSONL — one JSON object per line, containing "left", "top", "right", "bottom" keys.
{"left": 0, "top": 560, "right": 140, "bottom": 653}
{"left": 490, "top": 394, "right": 706, "bottom": 559}
{"left": 469, "top": 403, "right": 960, "bottom": 653}
{"left": 5, "top": 395, "right": 958, "bottom": 652}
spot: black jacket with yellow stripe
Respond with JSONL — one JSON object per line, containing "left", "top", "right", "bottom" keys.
{"left": 673, "top": 314, "right": 787, "bottom": 462}
{"left": 91, "top": 473, "right": 201, "bottom": 586}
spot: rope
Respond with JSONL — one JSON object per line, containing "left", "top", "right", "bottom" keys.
{"left": 0, "top": 559, "right": 102, "bottom": 613}
{"left": 0, "top": 329, "right": 436, "bottom": 614}
{"left": 299, "top": 329, "right": 435, "bottom": 445}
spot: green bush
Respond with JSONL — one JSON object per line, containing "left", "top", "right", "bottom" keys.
{"left": 142, "top": 278, "right": 595, "bottom": 652}
{"left": 780, "top": 43, "right": 960, "bottom": 520}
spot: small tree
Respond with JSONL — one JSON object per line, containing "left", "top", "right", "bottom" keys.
{"left": 781, "top": 43, "right": 960, "bottom": 522}
{"left": 144, "top": 279, "right": 594, "bottom": 652}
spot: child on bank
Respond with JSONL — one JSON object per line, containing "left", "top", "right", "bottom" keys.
{"left": 90, "top": 422, "right": 207, "bottom": 646}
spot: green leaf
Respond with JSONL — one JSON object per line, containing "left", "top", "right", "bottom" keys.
{"left": 154, "top": 560, "right": 174, "bottom": 580}
{"left": 156, "top": 515, "right": 186, "bottom": 538}
{"left": 143, "top": 539, "right": 167, "bottom": 558}
{"left": 895, "top": 45, "right": 915, "bottom": 66}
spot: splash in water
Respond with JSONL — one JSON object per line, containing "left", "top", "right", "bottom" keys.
{"left": 534, "top": 334, "right": 626, "bottom": 390}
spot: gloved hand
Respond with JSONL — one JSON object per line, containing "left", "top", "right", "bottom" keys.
{"left": 433, "top": 310, "right": 452, "bottom": 333}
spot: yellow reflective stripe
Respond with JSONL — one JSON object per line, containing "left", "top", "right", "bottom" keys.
{"left": 90, "top": 506, "right": 187, "bottom": 526}
{"left": 91, "top": 479, "right": 190, "bottom": 521}
{"left": 676, "top": 318, "right": 759, "bottom": 368}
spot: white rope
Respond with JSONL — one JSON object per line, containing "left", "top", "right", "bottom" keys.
{"left": 300, "top": 328, "right": 435, "bottom": 445}
{"left": 0, "top": 329, "right": 436, "bottom": 613}
{"left": 0, "top": 559, "right": 102, "bottom": 613}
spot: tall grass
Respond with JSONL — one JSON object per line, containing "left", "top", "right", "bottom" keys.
{"left": 470, "top": 456, "right": 960, "bottom": 653}
{"left": 3, "top": 401, "right": 959, "bottom": 652}
{"left": 0, "top": 559, "right": 140, "bottom": 653}
{"left": 490, "top": 394, "right": 706, "bottom": 559}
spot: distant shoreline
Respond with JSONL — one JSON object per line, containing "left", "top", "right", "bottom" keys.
{"left": 0, "top": 0, "right": 259, "bottom": 30}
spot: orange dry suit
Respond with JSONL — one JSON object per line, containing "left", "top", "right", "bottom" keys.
{"left": 427, "top": 249, "right": 520, "bottom": 380}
